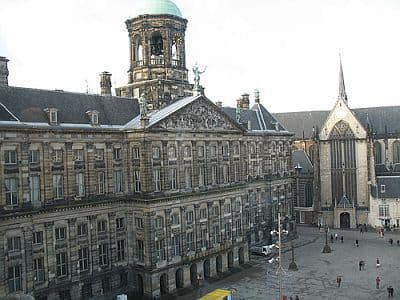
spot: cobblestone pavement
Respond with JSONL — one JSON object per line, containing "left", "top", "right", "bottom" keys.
{"left": 178, "top": 226, "right": 400, "bottom": 300}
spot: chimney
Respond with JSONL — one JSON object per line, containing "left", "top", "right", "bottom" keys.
{"left": 0, "top": 56, "right": 9, "bottom": 86}
{"left": 236, "top": 93, "right": 250, "bottom": 110}
{"left": 241, "top": 93, "right": 250, "bottom": 109}
{"left": 100, "top": 71, "right": 112, "bottom": 96}
{"left": 254, "top": 89, "right": 260, "bottom": 104}
{"left": 215, "top": 101, "right": 222, "bottom": 108}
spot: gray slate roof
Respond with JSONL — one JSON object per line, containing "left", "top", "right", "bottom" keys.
{"left": 0, "top": 85, "right": 139, "bottom": 125}
{"left": 273, "top": 106, "right": 400, "bottom": 139}
{"left": 372, "top": 176, "right": 400, "bottom": 199}
{"left": 292, "top": 150, "right": 313, "bottom": 175}
{"left": 222, "top": 103, "right": 289, "bottom": 133}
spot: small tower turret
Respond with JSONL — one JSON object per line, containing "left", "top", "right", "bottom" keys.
{"left": 100, "top": 71, "right": 112, "bottom": 96}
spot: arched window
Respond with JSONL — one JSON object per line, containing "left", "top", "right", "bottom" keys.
{"left": 393, "top": 141, "right": 400, "bottom": 164}
{"left": 171, "top": 41, "right": 178, "bottom": 60}
{"left": 151, "top": 33, "right": 164, "bottom": 56}
{"left": 134, "top": 36, "right": 143, "bottom": 63}
{"left": 374, "top": 142, "right": 382, "bottom": 164}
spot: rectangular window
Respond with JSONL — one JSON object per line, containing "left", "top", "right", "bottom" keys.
{"left": 152, "top": 147, "right": 161, "bottom": 160}
{"left": 185, "top": 167, "right": 192, "bottom": 189}
{"left": 137, "top": 239, "right": 144, "bottom": 262}
{"left": 97, "top": 172, "right": 105, "bottom": 195}
{"left": 53, "top": 149, "right": 63, "bottom": 163}
{"left": 381, "top": 184, "right": 386, "bottom": 193}
{"left": 29, "top": 150, "right": 40, "bottom": 164}
{"left": 114, "top": 170, "right": 124, "bottom": 193}
{"left": 74, "top": 149, "right": 84, "bottom": 161}
{"left": 225, "top": 223, "right": 231, "bottom": 240}
{"left": 171, "top": 235, "right": 181, "bottom": 256}
{"left": 199, "top": 165, "right": 205, "bottom": 187}
{"left": 186, "top": 232, "right": 195, "bottom": 251}
{"left": 134, "top": 170, "right": 141, "bottom": 192}
{"left": 211, "top": 165, "right": 217, "bottom": 185}
{"left": 113, "top": 148, "right": 122, "bottom": 161}
{"left": 34, "top": 257, "right": 45, "bottom": 282}
{"left": 210, "top": 145, "right": 217, "bottom": 157}
{"left": 155, "top": 216, "right": 164, "bottom": 229}
{"left": 97, "top": 220, "right": 107, "bottom": 233}
{"left": 8, "top": 265, "right": 22, "bottom": 292}
{"left": 95, "top": 149, "right": 104, "bottom": 161}
{"left": 379, "top": 205, "right": 389, "bottom": 217}
{"left": 200, "top": 208, "right": 207, "bottom": 219}
{"left": 170, "top": 168, "right": 177, "bottom": 190}
{"left": 133, "top": 147, "right": 140, "bottom": 159}
{"left": 53, "top": 174, "right": 64, "bottom": 199}
{"left": 171, "top": 213, "right": 180, "bottom": 226}
{"left": 29, "top": 175, "right": 40, "bottom": 202}
{"left": 55, "top": 227, "right": 66, "bottom": 240}
{"left": 153, "top": 169, "right": 161, "bottom": 192}
{"left": 117, "top": 239, "right": 126, "bottom": 261}
{"left": 212, "top": 225, "right": 220, "bottom": 244}
{"left": 224, "top": 203, "right": 231, "bottom": 214}
{"left": 4, "top": 150, "right": 17, "bottom": 165}
{"left": 156, "top": 239, "right": 166, "bottom": 261}
{"left": 99, "top": 243, "right": 109, "bottom": 266}
{"left": 102, "top": 278, "right": 111, "bottom": 294}
{"left": 222, "top": 144, "right": 229, "bottom": 156}
{"left": 234, "top": 162, "right": 240, "bottom": 182}
{"left": 197, "top": 146, "right": 204, "bottom": 158}
{"left": 5, "top": 178, "right": 18, "bottom": 206}
{"left": 235, "top": 219, "right": 242, "bottom": 236}
{"left": 183, "top": 146, "right": 191, "bottom": 158}
{"left": 75, "top": 173, "right": 85, "bottom": 197}
{"left": 77, "top": 223, "right": 88, "bottom": 236}
{"left": 186, "top": 211, "right": 194, "bottom": 224}
{"left": 50, "top": 110, "right": 57, "bottom": 123}
{"left": 201, "top": 228, "right": 208, "bottom": 248}
{"left": 116, "top": 217, "right": 125, "bottom": 230}
{"left": 78, "top": 247, "right": 89, "bottom": 272}
{"left": 135, "top": 217, "right": 144, "bottom": 229}
{"left": 213, "top": 206, "right": 219, "bottom": 217}
{"left": 33, "top": 231, "right": 43, "bottom": 245}
{"left": 56, "top": 252, "right": 68, "bottom": 277}
{"left": 223, "top": 165, "right": 229, "bottom": 183}
{"left": 7, "top": 236, "right": 21, "bottom": 252}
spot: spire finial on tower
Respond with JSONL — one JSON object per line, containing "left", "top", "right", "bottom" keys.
{"left": 338, "top": 53, "right": 348, "bottom": 103}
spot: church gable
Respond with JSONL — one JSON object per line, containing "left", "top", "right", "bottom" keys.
{"left": 319, "top": 98, "right": 367, "bottom": 140}
{"left": 150, "top": 97, "right": 243, "bottom": 132}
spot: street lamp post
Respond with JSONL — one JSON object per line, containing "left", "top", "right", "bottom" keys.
{"left": 322, "top": 225, "right": 332, "bottom": 253}
{"left": 288, "top": 241, "right": 298, "bottom": 271}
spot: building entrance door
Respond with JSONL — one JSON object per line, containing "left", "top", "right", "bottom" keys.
{"left": 340, "top": 212, "right": 350, "bottom": 228}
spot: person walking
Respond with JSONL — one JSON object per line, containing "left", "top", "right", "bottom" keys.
{"left": 390, "top": 286, "right": 394, "bottom": 297}
{"left": 376, "top": 257, "right": 381, "bottom": 268}
{"left": 389, "top": 238, "right": 393, "bottom": 246}
{"left": 337, "top": 276, "right": 342, "bottom": 287}
{"left": 376, "top": 276, "right": 381, "bottom": 289}
{"left": 397, "top": 240, "right": 400, "bottom": 246}
{"left": 355, "top": 239, "right": 359, "bottom": 247}
{"left": 335, "top": 233, "right": 338, "bottom": 241}
{"left": 388, "top": 286, "right": 392, "bottom": 298}
{"left": 359, "top": 261, "right": 362, "bottom": 271}
{"left": 340, "top": 236, "right": 344, "bottom": 243}
{"left": 295, "top": 296, "right": 299, "bottom": 300}
{"left": 360, "top": 227, "right": 363, "bottom": 234}
{"left": 331, "top": 234, "right": 334, "bottom": 243}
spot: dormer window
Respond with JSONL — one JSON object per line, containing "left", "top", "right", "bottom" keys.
{"left": 44, "top": 108, "right": 58, "bottom": 124}
{"left": 86, "top": 110, "right": 99, "bottom": 126}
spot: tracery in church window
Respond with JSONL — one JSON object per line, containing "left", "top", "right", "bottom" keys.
{"left": 374, "top": 142, "right": 383, "bottom": 164}
{"left": 393, "top": 141, "right": 400, "bottom": 164}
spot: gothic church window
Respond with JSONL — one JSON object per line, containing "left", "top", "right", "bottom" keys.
{"left": 393, "top": 141, "right": 400, "bottom": 163}
{"left": 374, "top": 142, "right": 382, "bottom": 164}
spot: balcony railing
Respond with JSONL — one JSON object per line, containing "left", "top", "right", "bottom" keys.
{"left": 150, "top": 57, "right": 164, "bottom": 65}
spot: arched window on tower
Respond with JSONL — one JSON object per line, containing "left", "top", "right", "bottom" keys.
{"left": 150, "top": 33, "right": 164, "bottom": 65}
{"left": 171, "top": 41, "right": 179, "bottom": 66}
{"left": 393, "top": 141, "right": 400, "bottom": 164}
{"left": 374, "top": 142, "right": 382, "bottom": 164}
{"left": 134, "top": 37, "right": 143, "bottom": 66}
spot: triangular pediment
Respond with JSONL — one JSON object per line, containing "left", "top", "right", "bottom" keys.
{"left": 150, "top": 96, "right": 244, "bottom": 132}
{"left": 319, "top": 98, "right": 367, "bottom": 140}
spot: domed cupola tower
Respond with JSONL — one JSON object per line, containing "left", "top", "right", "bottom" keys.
{"left": 116, "top": 0, "right": 192, "bottom": 109}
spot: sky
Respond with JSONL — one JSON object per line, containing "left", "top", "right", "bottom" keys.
{"left": 0, "top": 0, "right": 400, "bottom": 113}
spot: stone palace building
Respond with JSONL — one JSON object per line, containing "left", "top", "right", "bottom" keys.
{"left": 0, "top": 1, "right": 294, "bottom": 299}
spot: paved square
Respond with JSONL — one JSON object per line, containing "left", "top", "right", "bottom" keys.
{"left": 180, "top": 227, "right": 400, "bottom": 300}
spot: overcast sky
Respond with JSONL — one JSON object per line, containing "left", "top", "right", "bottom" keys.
{"left": 1, "top": 0, "right": 400, "bottom": 112}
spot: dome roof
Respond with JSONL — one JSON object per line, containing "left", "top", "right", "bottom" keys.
{"left": 136, "top": 0, "right": 182, "bottom": 18}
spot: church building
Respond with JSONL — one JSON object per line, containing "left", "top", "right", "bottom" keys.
{"left": 275, "top": 59, "right": 400, "bottom": 229}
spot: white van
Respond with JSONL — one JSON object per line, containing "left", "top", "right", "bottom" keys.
{"left": 250, "top": 244, "right": 276, "bottom": 256}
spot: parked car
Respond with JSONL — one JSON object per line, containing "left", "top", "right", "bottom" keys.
{"left": 250, "top": 244, "right": 277, "bottom": 257}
